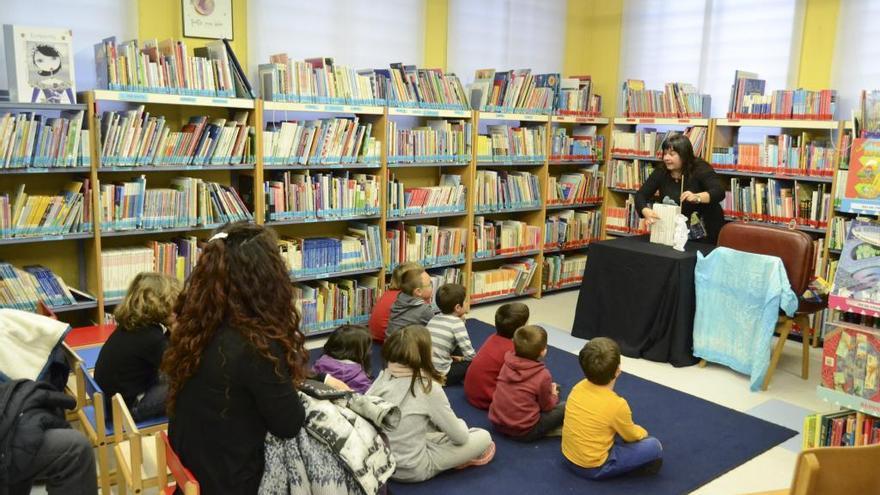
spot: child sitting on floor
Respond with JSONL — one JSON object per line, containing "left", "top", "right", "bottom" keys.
{"left": 386, "top": 267, "right": 435, "bottom": 337}
{"left": 489, "top": 325, "right": 564, "bottom": 441}
{"left": 367, "top": 324, "right": 495, "bottom": 482}
{"left": 427, "top": 283, "right": 475, "bottom": 386}
{"left": 95, "top": 272, "right": 182, "bottom": 421}
{"left": 463, "top": 302, "right": 530, "bottom": 409}
{"left": 313, "top": 324, "right": 373, "bottom": 394}
{"left": 369, "top": 262, "right": 422, "bottom": 343}
{"left": 562, "top": 337, "right": 663, "bottom": 480}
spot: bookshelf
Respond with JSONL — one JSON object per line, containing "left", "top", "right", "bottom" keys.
{"left": 604, "top": 117, "right": 710, "bottom": 237}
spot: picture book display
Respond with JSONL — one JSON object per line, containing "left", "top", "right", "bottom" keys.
{"left": 840, "top": 138, "right": 880, "bottom": 215}
{"left": 821, "top": 324, "right": 880, "bottom": 404}
{"left": 3, "top": 25, "right": 76, "bottom": 104}
{"left": 829, "top": 219, "right": 880, "bottom": 317}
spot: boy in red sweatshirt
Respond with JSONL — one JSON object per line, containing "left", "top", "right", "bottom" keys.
{"left": 464, "top": 302, "right": 529, "bottom": 409}
{"left": 489, "top": 325, "right": 564, "bottom": 441}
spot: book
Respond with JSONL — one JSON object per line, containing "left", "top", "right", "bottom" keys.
{"left": 387, "top": 174, "right": 466, "bottom": 217}
{"left": 619, "top": 80, "right": 709, "bottom": 118}
{"left": 840, "top": 138, "right": 880, "bottom": 214}
{"left": 828, "top": 219, "right": 880, "bottom": 317}
{"left": 543, "top": 254, "right": 588, "bottom": 290}
{"left": 294, "top": 277, "right": 378, "bottom": 335}
{"left": 385, "top": 223, "right": 466, "bottom": 269}
{"left": 470, "top": 257, "right": 538, "bottom": 301}
{"left": 0, "top": 180, "right": 91, "bottom": 237}
{"left": 387, "top": 119, "right": 472, "bottom": 164}
{"left": 545, "top": 209, "right": 602, "bottom": 250}
{"left": 0, "top": 263, "right": 77, "bottom": 310}
{"left": 264, "top": 171, "right": 380, "bottom": 222}
{"left": 550, "top": 126, "right": 604, "bottom": 162}
{"left": 548, "top": 168, "right": 604, "bottom": 205}
{"left": 605, "top": 194, "right": 647, "bottom": 235}
{"left": 472, "top": 217, "right": 540, "bottom": 258}
{"left": 608, "top": 159, "right": 654, "bottom": 190}
{"left": 475, "top": 170, "right": 541, "bottom": 212}
{"left": 0, "top": 110, "right": 89, "bottom": 168}
{"left": 277, "top": 224, "right": 383, "bottom": 277}
{"left": 262, "top": 117, "right": 379, "bottom": 166}
{"left": 476, "top": 124, "right": 546, "bottom": 162}
{"left": 3, "top": 25, "right": 76, "bottom": 104}
{"left": 649, "top": 203, "right": 679, "bottom": 246}
{"left": 555, "top": 75, "right": 602, "bottom": 116}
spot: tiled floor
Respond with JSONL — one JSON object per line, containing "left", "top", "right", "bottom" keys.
{"left": 35, "top": 290, "right": 833, "bottom": 494}
{"left": 466, "top": 289, "right": 835, "bottom": 495}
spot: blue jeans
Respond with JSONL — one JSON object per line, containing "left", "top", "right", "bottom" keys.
{"left": 565, "top": 436, "right": 663, "bottom": 480}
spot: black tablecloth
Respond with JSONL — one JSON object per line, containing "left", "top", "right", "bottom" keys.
{"left": 572, "top": 235, "right": 715, "bottom": 367}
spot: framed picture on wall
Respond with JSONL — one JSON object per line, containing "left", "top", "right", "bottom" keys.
{"left": 182, "top": 0, "right": 233, "bottom": 40}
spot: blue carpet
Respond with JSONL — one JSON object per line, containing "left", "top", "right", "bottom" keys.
{"left": 310, "top": 319, "right": 797, "bottom": 494}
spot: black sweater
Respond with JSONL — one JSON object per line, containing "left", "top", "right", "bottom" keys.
{"left": 94, "top": 323, "right": 167, "bottom": 409}
{"left": 169, "top": 323, "right": 305, "bottom": 495}
{"left": 635, "top": 159, "right": 725, "bottom": 244}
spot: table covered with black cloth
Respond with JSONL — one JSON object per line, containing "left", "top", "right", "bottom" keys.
{"left": 572, "top": 235, "right": 715, "bottom": 367}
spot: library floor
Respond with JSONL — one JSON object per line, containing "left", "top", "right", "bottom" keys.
{"left": 32, "top": 290, "right": 832, "bottom": 495}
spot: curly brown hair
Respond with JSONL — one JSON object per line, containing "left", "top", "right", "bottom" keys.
{"left": 162, "top": 222, "right": 309, "bottom": 414}
{"left": 113, "top": 272, "right": 181, "bottom": 330}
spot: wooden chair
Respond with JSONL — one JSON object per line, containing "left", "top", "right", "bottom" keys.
{"left": 75, "top": 363, "right": 167, "bottom": 493}
{"left": 715, "top": 222, "right": 824, "bottom": 390}
{"left": 111, "top": 394, "right": 163, "bottom": 494}
{"left": 157, "top": 431, "right": 200, "bottom": 495}
{"left": 744, "top": 443, "right": 880, "bottom": 494}
{"left": 59, "top": 343, "right": 85, "bottom": 421}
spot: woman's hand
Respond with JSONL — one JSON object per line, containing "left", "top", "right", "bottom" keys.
{"left": 324, "top": 374, "right": 352, "bottom": 391}
{"left": 681, "top": 190, "right": 702, "bottom": 203}
{"left": 642, "top": 207, "right": 660, "bottom": 225}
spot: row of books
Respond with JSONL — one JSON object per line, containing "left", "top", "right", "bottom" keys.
{"left": 727, "top": 70, "right": 837, "bottom": 119}
{"left": 475, "top": 170, "right": 541, "bottom": 212}
{"left": 711, "top": 135, "right": 835, "bottom": 176}
{"left": 387, "top": 120, "right": 472, "bottom": 163}
{"left": 611, "top": 129, "right": 669, "bottom": 157}
{"left": 0, "top": 263, "right": 77, "bottom": 310}
{"left": 428, "top": 267, "right": 464, "bottom": 312}
{"left": 545, "top": 210, "right": 602, "bottom": 250}
{"left": 473, "top": 218, "right": 541, "bottom": 259}
{"left": 0, "top": 111, "right": 90, "bottom": 169}
{"left": 858, "top": 90, "right": 880, "bottom": 138}
{"left": 477, "top": 125, "right": 547, "bottom": 162}
{"left": 98, "top": 176, "right": 252, "bottom": 232}
{"left": 607, "top": 159, "right": 654, "bottom": 191}
{"left": 148, "top": 237, "right": 201, "bottom": 282}
{"left": 471, "top": 69, "right": 557, "bottom": 114}
{"left": 619, "top": 80, "right": 711, "bottom": 118}
{"left": 387, "top": 175, "right": 466, "bottom": 217}
{"left": 101, "top": 246, "right": 155, "bottom": 298}
{"left": 684, "top": 127, "right": 708, "bottom": 157}
{"left": 385, "top": 223, "right": 466, "bottom": 270}
{"left": 98, "top": 109, "right": 253, "bottom": 167}
{"left": 262, "top": 118, "right": 379, "bottom": 166}
{"left": 802, "top": 410, "right": 880, "bottom": 448}
{"left": 276, "top": 224, "right": 383, "bottom": 277}
{"left": 828, "top": 217, "right": 847, "bottom": 250}
{"left": 542, "top": 254, "right": 587, "bottom": 290}
{"left": 606, "top": 195, "right": 648, "bottom": 235}
{"left": 294, "top": 277, "right": 378, "bottom": 335}
{"left": 555, "top": 76, "right": 602, "bottom": 116}
{"left": 0, "top": 181, "right": 92, "bottom": 238}
{"left": 96, "top": 37, "right": 251, "bottom": 98}
{"left": 548, "top": 169, "right": 604, "bottom": 205}
{"left": 470, "top": 258, "right": 538, "bottom": 302}
{"left": 722, "top": 178, "right": 831, "bottom": 227}
{"left": 550, "top": 126, "right": 604, "bottom": 162}
{"left": 264, "top": 172, "right": 380, "bottom": 222}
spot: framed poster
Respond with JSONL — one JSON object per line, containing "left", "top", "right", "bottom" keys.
{"left": 2, "top": 25, "right": 76, "bottom": 104}
{"left": 182, "top": 0, "right": 233, "bottom": 40}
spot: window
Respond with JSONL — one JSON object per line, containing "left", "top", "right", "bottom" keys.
{"left": 831, "top": 0, "right": 880, "bottom": 118}
{"left": 619, "top": 0, "right": 803, "bottom": 117}
{"left": 447, "top": 0, "right": 566, "bottom": 85}
{"left": 248, "top": 0, "right": 425, "bottom": 86}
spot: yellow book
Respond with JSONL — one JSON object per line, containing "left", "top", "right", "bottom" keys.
{"left": 176, "top": 256, "right": 185, "bottom": 282}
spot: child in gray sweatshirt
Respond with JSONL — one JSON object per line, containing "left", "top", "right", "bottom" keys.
{"left": 386, "top": 268, "right": 436, "bottom": 337}
{"left": 367, "top": 324, "right": 495, "bottom": 482}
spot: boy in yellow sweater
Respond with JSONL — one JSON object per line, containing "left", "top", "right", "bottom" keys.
{"left": 561, "top": 337, "right": 663, "bottom": 480}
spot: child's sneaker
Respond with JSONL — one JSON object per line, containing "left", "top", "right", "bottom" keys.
{"left": 456, "top": 442, "right": 496, "bottom": 469}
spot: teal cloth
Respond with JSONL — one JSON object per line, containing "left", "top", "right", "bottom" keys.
{"left": 693, "top": 247, "right": 798, "bottom": 390}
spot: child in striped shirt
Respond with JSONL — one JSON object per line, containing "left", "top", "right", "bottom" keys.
{"left": 427, "top": 283, "right": 475, "bottom": 386}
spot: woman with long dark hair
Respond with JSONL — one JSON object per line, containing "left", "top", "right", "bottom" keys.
{"left": 163, "top": 222, "right": 310, "bottom": 494}
{"left": 635, "top": 132, "right": 725, "bottom": 244}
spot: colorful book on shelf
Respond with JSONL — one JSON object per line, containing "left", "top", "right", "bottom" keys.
{"left": 605, "top": 194, "right": 648, "bottom": 234}
{"left": 821, "top": 324, "right": 880, "bottom": 404}
{"left": 550, "top": 126, "right": 604, "bottom": 162}
{"left": 829, "top": 219, "right": 880, "bottom": 317}
{"left": 472, "top": 68, "right": 557, "bottom": 114}
{"left": 608, "top": 159, "right": 654, "bottom": 190}
{"left": 548, "top": 168, "right": 604, "bottom": 205}
{"left": 278, "top": 223, "right": 383, "bottom": 277}
{"left": 387, "top": 174, "right": 465, "bottom": 217}
{"left": 543, "top": 254, "right": 587, "bottom": 289}
{"left": 620, "top": 79, "right": 709, "bottom": 118}
{"left": 555, "top": 75, "right": 602, "bottom": 116}
{"left": 476, "top": 124, "right": 547, "bottom": 162}
{"left": 264, "top": 171, "right": 380, "bottom": 222}
{"left": 611, "top": 128, "right": 668, "bottom": 157}
{"left": 475, "top": 170, "right": 541, "bottom": 212}
{"left": 385, "top": 223, "right": 466, "bottom": 269}
{"left": 0, "top": 110, "right": 89, "bottom": 169}
{"left": 387, "top": 119, "right": 471, "bottom": 163}
{"left": 840, "top": 138, "right": 880, "bottom": 214}
{"left": 473, "top": 217, "right": 540, "bottom": 258}
{"left": 470, "top": 257, "right": 538, "bottom": 301}
{"left": 0, "top": 263, "right": 77, "bottom": 310}
{"left": 294, "top": 277, "right": 378, "bottom": 334}
{"left": 545, "top": 209, "right": 602, "bottom": 249}
{"left": 101, "top": 246, "right": 155, "bottom": 298}
{"left": 263, "top": 118, "right": 379, "bottom": 166}
{"left": 0, "top": 180, "right": 91, "bottom": 238}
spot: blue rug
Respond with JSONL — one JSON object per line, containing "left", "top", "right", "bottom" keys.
{"left": 310, "top": 319, "right": 797, "bottom": 494}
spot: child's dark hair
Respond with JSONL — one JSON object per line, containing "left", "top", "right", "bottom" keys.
{"left": 579, "top": 337, "right": 621, "bottom": 386}
{"left": 399, "top": 267, "right": 427, "bottom": 296}
{"left": 435, "top": 283, "right": 465, "bottom": 314}
{"left": 513, "top": 325, "right": 547, "bottom": 360}
{"left": 323, "top": 325, "right": 372, "bottom": 377}
{"left": 495, "top": 302, "right": 529, "bottom": 338}
{"left": 382, "top": 324, "right": 444, "bottom": 395}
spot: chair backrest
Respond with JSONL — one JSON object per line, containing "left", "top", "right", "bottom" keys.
{"left": 80, "top": 361, "right": 103, "bottom": 401}
{"left": 790, "top": 444, "right": 880, "bottom": 494}
{"left": 159, "top": 431, "right": 200, "bottom": 495}
{"left": 60, "top": 343, "right": 84, "bottom": 410}
{"left": 76, "top": 362, "right": 108, "bottom": 442}
{"left": 112, "top": 393, "right": 146, "bottom": 491}
{"left": 717, "top": 222, "right": 814, "bottom": 294}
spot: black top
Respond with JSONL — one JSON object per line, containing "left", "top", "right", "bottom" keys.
{"left": 94, "top": 323, "right": 167, "bottom": 408}
{"left": 169, "top": 323, "right": 305, "bottom": 495}
{"left": 634, "top": 158, "right": 725, "bottom": 244}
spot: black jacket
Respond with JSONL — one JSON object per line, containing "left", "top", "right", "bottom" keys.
{"left": 0, "top": 379, "right": 76, "bottom": 490}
